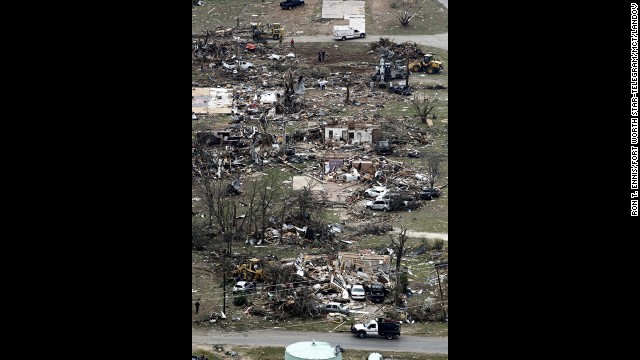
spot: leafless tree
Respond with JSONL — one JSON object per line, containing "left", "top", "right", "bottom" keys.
{"left": 389, "top": 225, "right": 410, "bottom": 305}
{"left": 412, "top": 93, "right": 437, "bottom": 124}
{"left": 293, "top": 177, "right": 321, "bottom": 222}
{"left": 245, "top": 180, "right": 260, "bottom": 241}
{"left": 256, "top": 174, "right": 281, "bottom": 242}
{"left": 282, "top": 69, "right": 300, "bottom": 112}
{"left": 392, "top": 0, "right": 428, "bottom": 27}
{"left": 426, "top": 154, "right": 445, "bottom": 189}
{"left": 342, "top": 73, "right": 352, "bottom": 104}
{"left": 193, "top": 145, "right": 218, "bottom": 230}
{"left": 390, "top": 225, "right": 409, "bottom": 272}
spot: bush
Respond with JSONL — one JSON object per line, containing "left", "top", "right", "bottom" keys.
{"left": 309, "top": 66, "right": 330, "bottom": 79}
{"left": 233, "top": 294, "right": 248, "bottom": 306}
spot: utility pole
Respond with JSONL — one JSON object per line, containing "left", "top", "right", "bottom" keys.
{"left": 405, "top": 59, "right": 410, "bottom": 88}
{"left": 434, "top": 262, "right": 448, "bottom": 321}
{"left": 223, "top": 253, "right": 227, "bottom": 315}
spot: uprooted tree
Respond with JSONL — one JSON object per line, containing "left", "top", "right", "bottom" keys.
{"left": 392, "top": 0, "right": 428, "bottom": 27}
{"left": 261, "top": 262, "right": 317, "bottom": 318}
{"left": 412, "top": 92, "right": 437, "bottom": 124}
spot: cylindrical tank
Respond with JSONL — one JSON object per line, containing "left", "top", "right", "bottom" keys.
{"left": 284, "top": 340, "right": 343, "bottom": 360}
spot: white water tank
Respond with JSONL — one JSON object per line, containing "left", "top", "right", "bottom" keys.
{"left": 284, "top": 340, "right": 343, "bottom": 360}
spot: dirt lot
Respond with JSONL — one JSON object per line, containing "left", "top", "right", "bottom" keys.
{"left": 192, "top": 0, "right": 448, "bottom": 36}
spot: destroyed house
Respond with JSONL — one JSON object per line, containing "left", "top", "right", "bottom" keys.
{"left": 196, "top": 131, "right": 243, "bottom": 146}
{"left": 323, "top": 124, "right": 381, "bottom": 145}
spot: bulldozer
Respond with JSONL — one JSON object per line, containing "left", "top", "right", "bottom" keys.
{"left": 408, "top": 54, "right": 445, "bottom": 74}
{"left": 251, "top": 22, "right": 285, "bottom": 41}
{"left": 234, "top": 257, "right": 266, "bottom": 281}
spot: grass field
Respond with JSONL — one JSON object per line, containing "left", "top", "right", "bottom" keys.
{"left": 193, "top": 345, "right": 449, "bottom": 360}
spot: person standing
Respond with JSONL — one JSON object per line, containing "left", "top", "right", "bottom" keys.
{"left": 290, "top": 38, "right": 295, "bottom": 48}
{"left": 195, "top": 300, "right": 200, "bottom": 314}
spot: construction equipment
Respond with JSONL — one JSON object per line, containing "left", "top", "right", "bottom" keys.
{"left": 251, "top": 22, "right": 285, "bottom": 41}
{"left": 234, "top": 257, "right": 265, "bottom": 281}
{"left": 408, "top": 54, "right": 444, "bottom": 74}
{"left": 371, "top": 58, "right": 408, "bottom": 84}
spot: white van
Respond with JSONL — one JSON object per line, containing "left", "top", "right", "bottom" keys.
{"left": 332, "top": 26, "right": 366, "bottom": 41}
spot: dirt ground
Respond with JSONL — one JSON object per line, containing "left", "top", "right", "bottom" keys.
{"left": 192, "top": 0, "right": 448, "bottom": 37}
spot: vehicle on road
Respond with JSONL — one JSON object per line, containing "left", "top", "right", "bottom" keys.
{"left": 332, "top": 25, "right": 366, "bottom": 40}
{"left": 351, "top": 318, "right": 401, "bottom": 340}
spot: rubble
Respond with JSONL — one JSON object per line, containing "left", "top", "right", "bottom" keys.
{"left": 192, "top": 28, "right": 448, "bottom": 326}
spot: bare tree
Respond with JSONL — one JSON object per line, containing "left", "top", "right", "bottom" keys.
{"left": 282, "top": 69, "right": 300, "bottom": 112}
{"left": 293, "top": 177, "right": 322, "bottom": 222}
{"left": 392, "top": 0, "right": 428, "bottom": 27}
{"left": 390, "top": 225, "right": 409, "bottom": 271}
{"left": 256, "top": 174, "right": 281, "bottom": 242}
{"left": 245, "top": 180, "right": 260, "bottom": 241}
{"left": 389, "top": 225, "right": 410, "bottom": 306}
{"left": 193, "top": 144, "right": 218, "bottom": 230}
{"left": 412, "top": 93, "right": 437, "bottom": 124}
{"left": 426, "top": 154, "right": 445, "bottom": 189}
{"left": 342, "top": 73, "right": 352, "bottom": 104}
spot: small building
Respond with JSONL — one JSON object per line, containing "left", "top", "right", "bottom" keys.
{"left": 323, "top": 125, "right": 380, "bottom": 145}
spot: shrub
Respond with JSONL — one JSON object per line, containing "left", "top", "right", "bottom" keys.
{"left": 233, "top": 294, "right": 248, "bottom": 306}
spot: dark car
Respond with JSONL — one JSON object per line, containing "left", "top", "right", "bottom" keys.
{"left": 419, "top": 187, "right": 442, "bottom": 200}
{"left": 367, "top": 284, "right": 386, "bottom": 303}
{"left": 388, "top": 84, "right": 412, "bottom": 96}
{"left": 280, "top": 0, "right": 305, "bottom": 10}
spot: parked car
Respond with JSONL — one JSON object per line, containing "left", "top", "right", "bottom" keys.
{"left": 367, "top": 284, "right": 386, "bottom": 303}
{"left": 388, "top": 84, "right": 412, "bottom": 96}
{"left": 365, "top": 199, "right": 391, "bottom": 211}
{"left": 419, "top": 187, "right": 442, "bottom": 200}
{"left": 232, "top": 281, "right": 254, "bottom": 294}
{"left": 318, "top": 302, "right": 350, "bottom": 314}
{"left": 364, "top": 187, "right": 387, "bottom": 198}
{"left": 280, "top": 0, "right": 305, "bottom": 10}
{"left": 350, "top": 284, "right": 366, "bottom": 300}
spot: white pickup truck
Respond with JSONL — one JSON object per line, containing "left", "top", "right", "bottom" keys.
{"left": 222, "top": 60, "right": 254, "bottom": 71}
{"left": 351, "top": 318, "right": 401, "bottom": 340}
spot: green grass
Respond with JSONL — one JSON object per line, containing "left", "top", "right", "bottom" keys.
{"left": 193, "top": 346, "right": 448, "bottom": 360}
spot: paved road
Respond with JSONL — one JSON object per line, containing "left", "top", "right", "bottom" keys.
{"left": 291, "top": 34, "right": 448, "bottom": 51}
{"left": 192, "top": 328, "right": 448, "bottom": 354}
{"left": 291, "top": 0, "right": 448, "bottom": 50}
